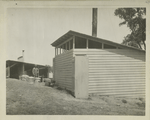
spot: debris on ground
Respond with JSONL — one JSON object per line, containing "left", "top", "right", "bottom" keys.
{"left": 122, "top": 99, "right": 127, "bottom": 103}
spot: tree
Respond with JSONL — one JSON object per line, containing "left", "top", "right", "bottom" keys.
{"left": 45, "top": 65, "right": 53, "bottom": 73}
{"left": 114, "top": 8, "right": 146, "bottom": 50}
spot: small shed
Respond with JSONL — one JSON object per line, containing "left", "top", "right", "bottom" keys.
{"left": 51, "top": 30, "right": 145, "bottom": 99}
{"left": 6, "top": 60, "right": 49, "bottom": 79}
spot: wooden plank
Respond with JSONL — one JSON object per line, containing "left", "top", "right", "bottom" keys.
{"left": 89, "top": 76, "right": 145, "bottom": 79}
{"left": 89, "top": 69, "right": 145, "bottom": 73}
{"left": 88, "top": 92, "right": 145, "bottom": 96}
{"left": 55, "top": 54, "right": 73, "bottom": 60}
{"left": 89, "top": 74, "right": 145, "bottom": 77}
{"left": 88, "top": 91, "right": 145, "bottom": 94}
{"left": 89, "top": 64, "right": 145, "bottom": 67}
{"left": 88, "top": 54, "right": 145, "bottom": 57}
{"left": 89, "top": 77, "right": 145, "bottom": 79}
{"left": 89, "top": 70, "right": 145, "bottom": 73}
{"left": 86, "top": 39, "right": 88, "bottom": 49}
{"left": 89, "top": 59, "right": 144, "bottom": 62}
{"left": 89, "top": 84, "right": 145, "bottom": 88}
{"left": 89, "top": 80, "right": 145, "bottom": 84}
{"left": 89, "top": 67, "right": 145, "bottom": 70}
{"left": 55, "top": 60, "right": 73, "bottom": 65}
{"left": 88, "top": 79, "right": 145, "bottom": 83}
{"left": 89, "top": 72, "right": 145, "bottom": 75}
{"left": 55, "top": 63, "right": 73, "bottom": 68}
{"left": 89, "top": 89, "right": 145, "bottom": 93}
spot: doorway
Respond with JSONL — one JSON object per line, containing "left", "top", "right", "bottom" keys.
{"left": 74, "top": 55, "right": 88, "bottom": 98}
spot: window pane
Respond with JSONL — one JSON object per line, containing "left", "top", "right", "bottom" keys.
{"left": 88, "top": 40, "right": 102, "bottom": 49}
{"left": 62, "top": 44, "right": 65, "bottom": 49}
{"left": 66, "top": 42, "right": 69, "bottom": 50}
{"left": 104, "top": 44, "right": 116, "bottom": 49}
{"left": 70, "top": 39, "right": 73, "bottom": 49}
{"left": 75, "top": 36, "right": 86, "bottom": 49}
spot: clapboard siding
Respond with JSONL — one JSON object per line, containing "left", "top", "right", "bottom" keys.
{"left": 74, "top": 49, "right": 145, "bottom": 98}
{"left": 53, "top": 50, "right": 74, "bottom": 92}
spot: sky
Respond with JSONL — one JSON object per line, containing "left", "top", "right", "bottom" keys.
{"left": 6, "top": 8, "right": 130, "bottom": 66}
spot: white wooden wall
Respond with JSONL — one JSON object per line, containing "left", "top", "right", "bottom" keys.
{"left": 74, "top": 49, "right": 145, "bottom": 98}
{"left": 53, "top": 50, "right": 74, "bottom": 92}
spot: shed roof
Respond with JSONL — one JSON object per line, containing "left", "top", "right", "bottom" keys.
{"left": 51, "top": 30, "right": 145, "bottom": 52}
{"left": 6, "top": 60, "right": 46, "bottom": 69}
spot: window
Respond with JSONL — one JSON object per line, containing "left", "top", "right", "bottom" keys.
{"left": 67, "top": 42, "right": 69, "bottom": 50}
{"left": 70, "top": 39, "right": 73, "bottom": 49}
{"left": 88, "top": 40, "right": 102, "bottom": 49}
{"left": 104, "top": 44, "right": 116, "bottom": 49}
{"left": 62, "top": 44, "right": 65, "bottom": 50}
{"left": 75, "top": 36, "right": 86, "bottom": 49}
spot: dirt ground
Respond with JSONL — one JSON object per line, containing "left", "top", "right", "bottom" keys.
{"left": 6, "top": 78, "right": 145, "bottom": 115}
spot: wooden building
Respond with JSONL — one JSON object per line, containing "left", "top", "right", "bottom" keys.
{"left": 6, "top": 60, "right": 49, "bottom": 79}
{"left": 51, "top": 30, "right": 145, "bottom": 99}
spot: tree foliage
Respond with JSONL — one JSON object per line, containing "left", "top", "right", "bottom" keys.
{"left": 45, "top": 65, "right": 53, "bottom": 73}
{"left": 114, "top": 8, "right": 146, "bottom": 50}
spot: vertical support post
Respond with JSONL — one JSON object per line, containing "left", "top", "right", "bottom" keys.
{"left": 8, "top": 67, "right": 10, "bottom": 77}
{"left": 56, "top": 48, "right": 58, "bottom": 55}
{"left": 47, "top": 67, "right": 49, "bottom": 78}
{"left": 62, "top": 47, "right": 64, "bottom": 53}
{"left": 61, "top": 45, "right": 63, "bottom": 54}
{"left": 65, "top": 43, "right": 66, "bottom": 51}
{"left": 69, "top": 41, "right": 70, "bottom": 50}
{"left": 102, "top": 43, "right": 104, "bottom": 49}
{"left": 7, "top": 62, "right": 10, "bottom": 77}
{"left": 73, "top": 36, "right": 75, "bottom": 50}
{"left": 55, "top": 48, "right": 56, "bottom": 56}
{"left": 53, "top": 58, "right": 55, "bottom": 81}
{"left": 63, "top": 45, "right": 64, "bottom": 53}
{"left": 22, "top": 63, "right": 25, "bottom": 75}
{"left": 86, "top": 39, "right": 88, "bottom": 49}
{"left": 60, "top": 47, "right": 61, "bottom": 54}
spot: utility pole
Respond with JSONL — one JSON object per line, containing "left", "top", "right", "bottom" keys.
{"left": 22, "top": 50, "right": 25, "bottom": 62}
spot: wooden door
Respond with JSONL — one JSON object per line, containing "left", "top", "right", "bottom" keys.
{"left": 75, "top": 55, "right": 88, "bottom": 99}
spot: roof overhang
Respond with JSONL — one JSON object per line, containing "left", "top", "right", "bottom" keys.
{"left": 51, "top": 30, "right": 145, "bottom": 52}
{"left": 6, "top": 60, "right": 47, "bottom": 68}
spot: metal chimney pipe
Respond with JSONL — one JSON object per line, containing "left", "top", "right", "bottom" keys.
{"left": 92, "top": 8, "right": 98, "bottom": 37}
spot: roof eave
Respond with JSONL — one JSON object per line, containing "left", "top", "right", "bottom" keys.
{"left": 51, "top": 30, "right": 146, "bottom": 52}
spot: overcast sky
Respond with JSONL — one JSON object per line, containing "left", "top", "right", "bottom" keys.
{"left": 6, "top": 8, "right": 130, "bottom": 66}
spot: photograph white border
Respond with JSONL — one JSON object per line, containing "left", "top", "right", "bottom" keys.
{"left": 0, "top": 0, "right": 150, "bottom": 120}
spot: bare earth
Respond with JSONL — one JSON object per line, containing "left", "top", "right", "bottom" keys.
{"left": 6, "top": 78, "right": 145, "bottom": 115}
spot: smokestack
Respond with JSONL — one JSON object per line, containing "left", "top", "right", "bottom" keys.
{"left": 92, "top": 8, "right": 98, "bottom": 37}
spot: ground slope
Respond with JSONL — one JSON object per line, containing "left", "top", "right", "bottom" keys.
{"left": 6, "top": 78, "right": 145, "bottom": 115}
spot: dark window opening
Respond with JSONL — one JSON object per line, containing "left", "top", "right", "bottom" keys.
{"left": 88, "top": 40, "right": 102, "bottom": 49}
{"left": 62, "top": 44, "right": 65, "bottom": 50}
{"left": 70, "top": 39, "right": 73, "bottom": 49}
{"left": 75, "top": 36, "right": 86, "bottom": 49}
{"left": 67, "top": 42, "right": 69, "bottom": 50}
{"left": 104, "top": 44, "right": 116, "bottom": 49}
